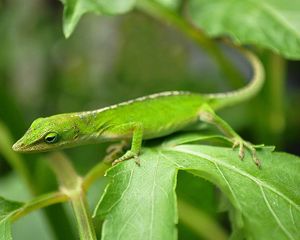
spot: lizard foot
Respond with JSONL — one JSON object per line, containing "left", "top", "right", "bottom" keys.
{"left": 232, "top": 138, "right": 261, "bottom": 168}
{"left": 112, "top": 150, "right": 140, "bottom": 166}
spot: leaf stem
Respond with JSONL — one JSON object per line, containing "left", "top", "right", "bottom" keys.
{"left": 177, "top": 198, "right": 228, "bottom": 240}
{"left": 0, "top": 122, "right": 77, "bottom": 240}
{"left": 11, "top": 191, "right": 68, "bottom": 221}
{"left": 254, "top": 51, "right": 286, "bottom": 145}
{"left": 83, "top": 161, "right": 111, "bottom": 190}
{"left": 71, "top": 191, "right": 97, "bottom": 240}
{"left": 137, "top": 0, "right": 245, "bottom": 88}
{"left": 265, "top": 53, "right": 286, "bottom": 140}
{"left": 47, "top": 152, "right": 97, "bottom": 240}
{"left": 0, "top": 122, "right": 36, "bottom": 194}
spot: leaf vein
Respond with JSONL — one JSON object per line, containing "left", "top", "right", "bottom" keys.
{"left": 104, "top": 168, "right": 135, "bottom": 215}
{"left": 260, "top": 186, "right": 295, "bottom": 240}
{"left": 254, "top": 0, "right": 300, "bottom": 39}
{"left": 289, "top": 204, "right": 296, "bottom": 229}
{"left": 149, "top": 156, "right": 159, "bottom": 240}
{"left": 172, "top": 147, "right": 300, "bottom": 213}
{"left": 116, "top": 205, "right": 141, "bottom": 240}
{"left": 214, "top": 163, "right": 242, "bottom": 210}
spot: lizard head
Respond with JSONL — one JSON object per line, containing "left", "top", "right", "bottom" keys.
{"left": 12, "top": 114, "right": 82, "bottom": 153}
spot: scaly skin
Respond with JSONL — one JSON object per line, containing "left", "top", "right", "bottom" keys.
{"left": 12, "top": 49, "right": 264, "bottom": 166}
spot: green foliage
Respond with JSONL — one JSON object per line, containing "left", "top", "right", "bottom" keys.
{"left": 63, "top": 0, "right": 136, "bottom": 37}
{"left": 62, "top": 0, "right": 300, "bottom": 60}
{"left": 0, "top": 197, "right": 23, "bottom": 240}
{"left": 189, "top": 0, "right": 300, "bottom": 59}
{"left": 94, "top": 149, "right": 178, "bottom": 240}
{"left": 1, "top": 0, "right": 300, "bottom": 240}
{"left": 2, "top": 132, "right": 300, "bottom": 239}
{"left": 62, "top": 0, "right": 181, "bottom": 37}
{"left": 94, "top": 135, "right": 300, "bottom": 240}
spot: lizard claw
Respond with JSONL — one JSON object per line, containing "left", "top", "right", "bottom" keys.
{"left": 231, "top": 138, "right": 261, "bottom": 168}
{"left": 253, "top": 154, "right": 261, "bottom": 168}
{"left": 239, "top": 146, "right": 245, "bottom": 160}
{"left": 133, "top": 156, "right": 141, "bottom": 166}
{"left": 232, "top": 140, "right": 245, "bottom": 160}
{"left": 232, "top": 141, "right": 239, "bottom": 149}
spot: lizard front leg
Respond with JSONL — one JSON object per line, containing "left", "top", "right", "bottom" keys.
{"left": 198, "top": 104, "right": 261, "bottom": 167}
{"left": 103, "top": 140, "right": 128, "bottom": 164}
{"left": 112, "top": 122, "right": 143, "bottom": 166}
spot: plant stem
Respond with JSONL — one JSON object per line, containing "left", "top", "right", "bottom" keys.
{"left": 177, "top": 198, "right": 228, "bottom": 240}
{"left": 71, "top": 191, "right": 97, "bottom": 240}
{"left": 47, "top": 152, "right": 97, "bottom": 240}
{"left": 83, "top": 161, "right": 111, "bottom": 190}
{"left": 0, "top": 122, "right": 36, "bottom": 194}
{"left": 255, "top": 51, "right": 286, "bottom": 145}
{"left": 265, "top": 53, "right": 286, "bottom": 137}
{"left": 137, "top": 0, "right": 245, "bottom": 88}
{"left": 0, "top": 122, "right": 76, "bottom": 240}
{"left": 12, "top": 191, "right": 68, "bottom": 221}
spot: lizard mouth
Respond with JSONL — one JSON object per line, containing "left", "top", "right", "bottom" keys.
{"left": 12, "top": 138, "right": 82, "bottom": 153}
{"left": 12, "top": 137, "right": 23, "bottom": 150}
{"left": 12, "top": 140, "right": 34, "bottom": 153}
{"left": 12, "top": 142, "right": 53, "bottom": 153}
{"left": 12, "top": 138, "right": 45, "bottom": 153}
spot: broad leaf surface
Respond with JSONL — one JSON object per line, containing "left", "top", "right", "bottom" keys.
{"left": 154, "top": 0, "right": 180, "bottom": 10}
{"left": 188, "top": 0, "right": 300, "bottom": 59}
{"left": 94, "top": 135, "right": 300, "bottom": 240}
{"left": 62, "top": 0, "right": 136, "bottom": 37}
{"left": 0, "top": 197, "right": 23, "bottom": 240}
{"left": 94, "top": 149, "right": 178, "bottom": 240}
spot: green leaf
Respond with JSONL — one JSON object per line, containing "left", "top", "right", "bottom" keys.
{"left": 175, "top": 146, "right": 300, "bottom": 239}
{"left": 0, "top": 197, "right": 23, "bottom": 240}
{"left": 94, "top": 135, "right": 300, "bottom": 240}
{"left": 62, "top": 0, "right": 136, "bottom": 38}
{"left": 94, "top": 150, "right": 178, "bottom": 240}
{"left": 188, "top": 0, "right": 300, "bottom": 59}
{"left": 154, "top": 0, "right": 181, "bottom": 10}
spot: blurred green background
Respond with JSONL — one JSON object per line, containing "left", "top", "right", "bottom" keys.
{"left": 0, "top": 0, "right": 299, "bottom": 239}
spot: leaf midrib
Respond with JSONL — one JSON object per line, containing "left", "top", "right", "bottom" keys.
{"left": 252, "top": 0, "right": 300, "bottom": 39}
{"left": 169, "top": 146, "right": 298, "bottom": 238}
{"left": 169, "top": 146, "right": 300, "bottom": 213}
{"left": 213, "top": 162, "right": 242, "bottom": 209}
{"left": 260, "top": 185, "right": 294, "bottom": 240}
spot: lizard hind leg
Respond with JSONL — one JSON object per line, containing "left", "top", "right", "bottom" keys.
{"left": 198, "top": 105, "right": 261, "bottom": 168}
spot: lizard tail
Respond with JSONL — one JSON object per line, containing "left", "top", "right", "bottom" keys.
{"left": 204, "top": 49, "right": 265, "bottom": 110}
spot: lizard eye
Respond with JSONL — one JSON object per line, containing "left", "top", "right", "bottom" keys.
{"left": 44, "top": 132, "right": 58, "bottom": 143}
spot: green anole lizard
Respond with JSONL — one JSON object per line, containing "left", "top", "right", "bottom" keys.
{"left": 12, "top": 49, "right": 264, "bottom": 166}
